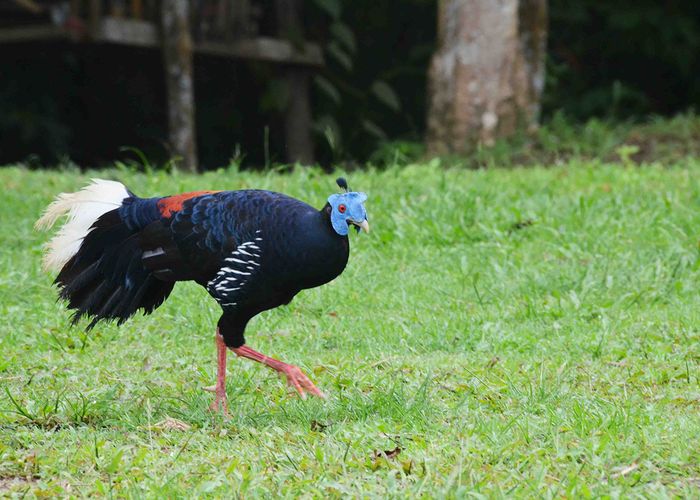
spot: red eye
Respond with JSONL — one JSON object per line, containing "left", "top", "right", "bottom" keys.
{"left": 338, "top": 204, "right": 346, "bottom": 213}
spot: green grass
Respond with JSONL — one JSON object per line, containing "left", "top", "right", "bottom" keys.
{"left": 1, "top": 160, "right": 700, "bottom": 497}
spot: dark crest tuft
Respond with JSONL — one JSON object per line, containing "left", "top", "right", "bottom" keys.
{"left": 336, "top": 177, "right": 349, "bottom": 192}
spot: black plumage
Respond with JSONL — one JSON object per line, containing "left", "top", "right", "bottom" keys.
{"left": 56, "top": 190, "right": 351, "bottom": 346}
{"left": 38, "top": 181, "right": 368, "bottom": 405}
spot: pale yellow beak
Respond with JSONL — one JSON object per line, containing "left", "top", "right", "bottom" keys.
{"left": 351, "top": 219, "right": 370, "bottom": 233}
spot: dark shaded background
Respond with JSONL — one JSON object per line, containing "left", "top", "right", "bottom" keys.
{"left": 1, "top": 0, "right": 699, "bottom": 168}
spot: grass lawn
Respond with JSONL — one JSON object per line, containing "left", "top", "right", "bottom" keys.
{"left": 1, "top": 160, "right": 700, "bottom": 497}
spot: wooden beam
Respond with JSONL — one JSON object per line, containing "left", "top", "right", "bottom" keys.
{"left": 0, "top": 20, "right": 324, "bottom": 68}
{"left": 0, "top": 25, "right": 67, "bottom": 43}
{"left": 93, "top": 17, "right": 324, "bottom": 66}
{"left": 199, "top": 38, "right": 323, "bottom": 66}
{"left": 95, "top": 17, "right": 157, "bottom": 47}
{"left": 161, "top": 0, "right": 198, "bottom": 172}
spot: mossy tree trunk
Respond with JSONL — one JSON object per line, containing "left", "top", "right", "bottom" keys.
{"left": 426, "top": 0, "right": 547, "bottom": 156}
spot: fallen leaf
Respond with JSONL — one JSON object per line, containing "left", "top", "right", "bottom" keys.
{"left": 154, "top": 417, "right": 191, "bottom": 431}
{"left": 372, "top": 446, "right": 401, "bottom": 461}
{"left": 607, "top": 361, "right": 627, "bottom": 367}
{"left": 611, "top": 463, "right": 638, "bottom": 478}
{"left": 486, "top": 356, "right": 500, "bottom": 369}
{"left": 310, "top": 420, "right": 329, "bottom": 432}
{"left": 509, "top": 219, "right": 535, "bottom": 232}
{"left": 328, "top": 311, "right": 338, "bottom": 317}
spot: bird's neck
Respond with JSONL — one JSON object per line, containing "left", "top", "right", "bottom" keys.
{"left": 320, "top": 202, "right": 334, "bottom": 229}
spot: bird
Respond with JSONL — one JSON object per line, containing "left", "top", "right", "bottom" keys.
{"left": 35, "top": 177, "right": 369, "bottom": 413}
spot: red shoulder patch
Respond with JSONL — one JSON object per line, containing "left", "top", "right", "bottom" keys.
{"left": 157, "top": 190, "right": 220, "bottom": 217}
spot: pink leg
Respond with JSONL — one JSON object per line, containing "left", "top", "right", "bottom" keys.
{"left": 232, "top": 345, "right": 326, "bottom": 400}
{"left": 203, "top": 330, "right": 229, "bottom": 414}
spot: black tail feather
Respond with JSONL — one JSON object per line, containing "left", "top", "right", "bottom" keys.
{"left": 56, "top": 208, "right": 175, "bottom": 329}
{"left": 59, "top": 260, "right": 100, "bottom": 299}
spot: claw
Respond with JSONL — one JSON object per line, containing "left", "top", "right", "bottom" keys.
{"left": 281, "top": 364, "right": 326, "bottom": 400}
{"left": 209, "top": 390, "right": 229, "bottom": 416}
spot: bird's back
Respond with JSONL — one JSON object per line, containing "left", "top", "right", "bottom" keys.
{"left": 36, "top": 182, "right": 350, "bottom": 330}
{"left": 159, "top": 190, "right": 350, "bottom": 310}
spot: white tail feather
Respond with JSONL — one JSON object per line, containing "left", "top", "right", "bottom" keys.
{"left": 35, "top": 179, "right": 130, "bottom": 272}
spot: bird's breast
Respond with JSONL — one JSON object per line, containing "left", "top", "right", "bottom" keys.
{"left": 270, "top": 227, "right": 349, "bottom": 292}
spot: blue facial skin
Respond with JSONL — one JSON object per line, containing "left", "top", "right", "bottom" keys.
{"left": 327, "top": 192, "right": 368, "bottom": 236}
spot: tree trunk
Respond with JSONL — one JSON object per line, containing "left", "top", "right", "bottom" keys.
{"left": 161, "top": 0, "right": 198, "bottom": 172}
{"left": 426, "top": 0, "right": 547, "bottom": 156}
{"left": 276, "top": 0, "right": 314, "bottom": 165}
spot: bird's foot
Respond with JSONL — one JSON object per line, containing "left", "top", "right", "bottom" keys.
{"left": 231, "top": 344, "right": 326, "bottom": 400}
{"left": 279, "top": 364, "right": 326, "bottom": 400}
{"left": 205, "top": 384, "right": 229, "bottom": 415}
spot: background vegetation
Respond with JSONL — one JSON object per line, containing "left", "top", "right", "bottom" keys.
{"left": 1, "top": 0, "right": 699, "bottom": 168}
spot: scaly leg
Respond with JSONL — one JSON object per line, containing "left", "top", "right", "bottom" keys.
{"left": 203, "top": 330, "right": 229, "bottom": 414}
{"left": 232, "top": 344, "right": 326, "bottom": 400}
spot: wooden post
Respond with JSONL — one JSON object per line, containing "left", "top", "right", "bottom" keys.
{"left": 161, "top": 0, "right": 198, "bottom": 172}
{"left": 276, "top": 0, "right": 314, "bottom": 165}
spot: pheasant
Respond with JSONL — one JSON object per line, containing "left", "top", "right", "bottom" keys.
{"left": 36, "top": 178, "right": 369, "bottom": 412}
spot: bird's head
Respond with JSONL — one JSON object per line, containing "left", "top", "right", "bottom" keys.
{"left": 327, "top": 177, "right": 369, "bottom": 236}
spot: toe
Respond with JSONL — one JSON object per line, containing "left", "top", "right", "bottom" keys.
{"left": 283, "top": 365, "right": 325, "bottom": 400}
{"left": 288, "top": 376, "right": 307, "bottom": 399}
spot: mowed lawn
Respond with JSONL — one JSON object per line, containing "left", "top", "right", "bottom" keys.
{"left": 1, "top": 161, "right": 700, "bottom": 497}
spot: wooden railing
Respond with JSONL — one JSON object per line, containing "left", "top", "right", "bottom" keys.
{"left": 0, "top": 0, "right": 322, "bottom": 66}
{"left": 0, "top": 0, "right": 322, "bottom": 169}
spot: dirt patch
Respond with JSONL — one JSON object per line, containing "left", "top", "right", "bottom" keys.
{"left": 0, "top": 476, "right": 38, "bottom": 492}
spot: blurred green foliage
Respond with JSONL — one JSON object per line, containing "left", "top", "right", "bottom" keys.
{"left": 0, "top": 1, "right": 699, "bottom": 167}
{"left": 369, "top": 112, "right": 700, "bottom": 169}
{"left": 305, "top": 0, "right": 434, "bottom": 164}
{"left": 546, "top": 1, "right": 700, "bottom": 119}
